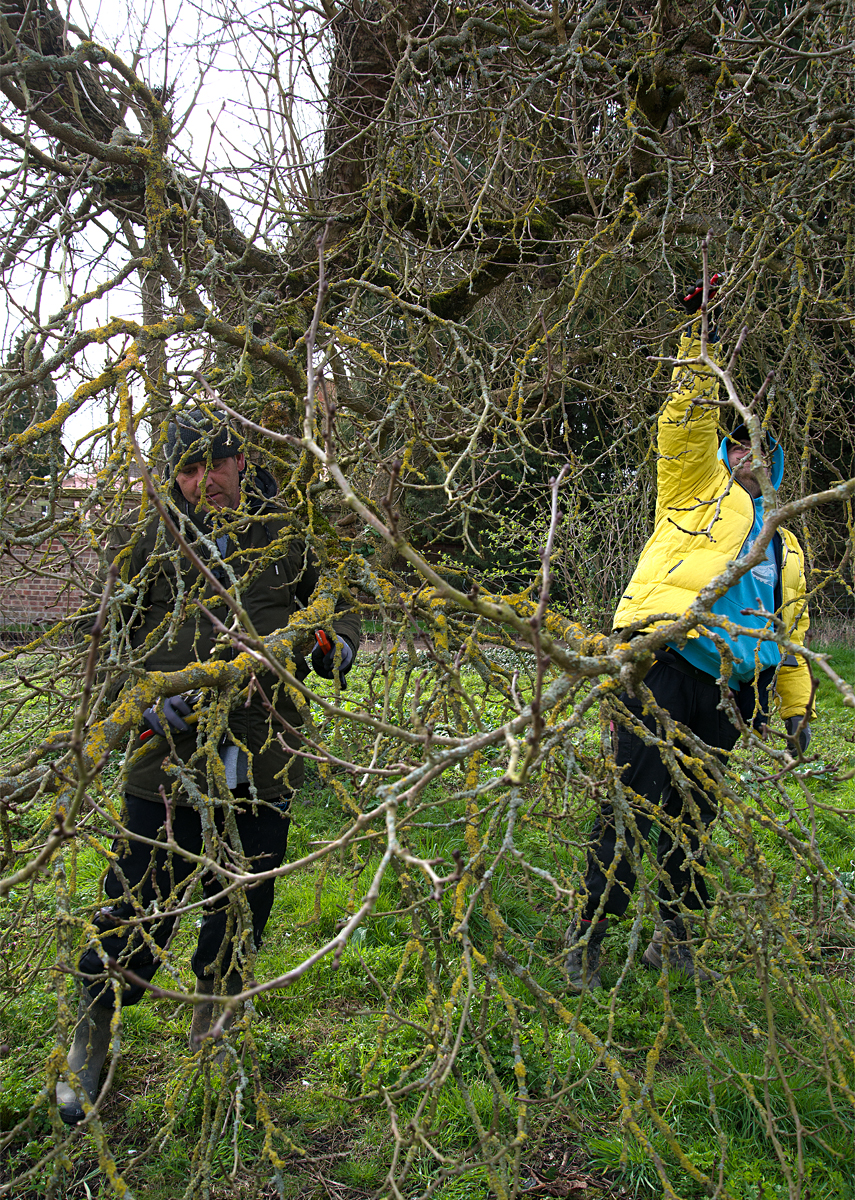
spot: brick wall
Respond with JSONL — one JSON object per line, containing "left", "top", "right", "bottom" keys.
{"left": 0, "top": 490, "right": 110, "bottom": 630}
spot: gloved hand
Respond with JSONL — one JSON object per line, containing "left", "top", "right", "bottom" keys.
{"left": 141, "top": 693, "right": 195, "bottom": 740}
{"left": 785, "top": 715, "right": 812, "bottom": 754}
{"left": 679, "top": 272, "right": 723, "bottom": 314}
{"left": 311, "top": 631, "right": 354, "bottom": 687}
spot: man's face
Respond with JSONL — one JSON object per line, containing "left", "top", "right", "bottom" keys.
{"left": 728, "top": 440, "right": 766, "bottom": 499}
{"left": 175, "top": 452, "right": 245, "bottom": 511}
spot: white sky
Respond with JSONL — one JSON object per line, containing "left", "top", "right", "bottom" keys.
{"left": 9, "top": 0, "right": 327, "bottom": 454}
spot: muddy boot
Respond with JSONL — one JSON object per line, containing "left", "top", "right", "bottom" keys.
{"left": 56, "top": 997, "right": 113, "bottom": 1125}
{"left": 189, "top": 973, "right": 244, "bottom": 1054}
{"left": 563, "top": 918, "right": 609, "bottom": 992}
{"left": 642, "top": 916, "right": 722, "bottom": 983}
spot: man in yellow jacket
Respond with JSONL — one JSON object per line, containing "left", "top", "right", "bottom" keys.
{"left": 566, "top": 287, "right": 813, "bottom": 990}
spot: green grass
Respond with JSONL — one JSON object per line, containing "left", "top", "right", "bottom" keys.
{"left": 1, "top": 644, "right": 855, "bottom": 1198}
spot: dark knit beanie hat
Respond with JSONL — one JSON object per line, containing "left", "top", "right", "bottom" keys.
{"left": 164, "top": 408, "right": 242, "bottom": 472}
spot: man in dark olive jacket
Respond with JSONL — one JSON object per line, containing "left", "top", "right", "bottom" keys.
{"left": 56, "top": 411, "right": 360, "bottom": 1124}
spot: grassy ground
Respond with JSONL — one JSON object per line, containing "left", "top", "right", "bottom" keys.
{"left": 1, "top": 643, "right": 854, "bottom": 1199}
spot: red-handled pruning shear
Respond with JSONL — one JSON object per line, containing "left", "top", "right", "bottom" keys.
{"left": 314, "top": 629, "right": 348, "bottom": 688}
{"left": 139, "top": 711, "right": 201, "bottom": 744}
{"left": 139, "top": 692, "right": 201, "bottom": 743}
{"left": 682, "top": 272, "right": 723, "bottom": 308}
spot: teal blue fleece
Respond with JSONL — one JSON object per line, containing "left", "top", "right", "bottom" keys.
{"left": 670, "top": 431, "right": 785, "bottom": 685}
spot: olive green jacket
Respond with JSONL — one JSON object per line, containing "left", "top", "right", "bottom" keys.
{"left": 112, "top": 466, "right": 360, "bottom": 803}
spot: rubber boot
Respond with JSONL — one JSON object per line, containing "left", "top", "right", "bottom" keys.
{"left": 642, "top": 916, "right": 722, "bottom": 983}
{"left": 189, "top": 973, "right": 244, "bottom": 1055}
{"left": 563, "top": 918, "right": 609, "bottom": 992}
{"left": 56, "top": 997, "right": 113, "bottom": 1125}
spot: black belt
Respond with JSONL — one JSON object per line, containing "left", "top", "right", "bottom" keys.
{"left": 615, "top": 629, "right": 719, "bottom": 685}
{"left": 618, "top": 632, "right": 772, "bottom": 693}
{"left": 655, "top": 647, "right": 774, "bottom": 726}
{"left": 655, "top": 646, "right": 719, "bottom": 685}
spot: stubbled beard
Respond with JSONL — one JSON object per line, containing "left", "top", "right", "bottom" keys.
{"left": 734, "top": 466, "right": 762, "bottom": 497}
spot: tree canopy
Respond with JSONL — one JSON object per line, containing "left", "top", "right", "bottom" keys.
{"left": 0, "top": 0, "right": 854, "bottom": 1196}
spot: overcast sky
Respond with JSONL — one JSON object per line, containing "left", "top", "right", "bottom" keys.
{"left": 17, "top": 0, "right": 326, "bottom": 454}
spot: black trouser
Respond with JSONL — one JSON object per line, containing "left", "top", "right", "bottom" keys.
{"left": 581, "top": 656, "right": 770, "bottom": 921}
{"left": 79, "top": 788, "right": 290, "bottom": 1009}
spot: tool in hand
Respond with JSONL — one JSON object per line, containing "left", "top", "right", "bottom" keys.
{"left": 680, "top": 273, "right": 723, "bottom": 314}
{"left": 312, "top": 629, "right": 353, "bottom": 688}
{"left": 139, "top": 691, "right": 201, "bottom": 742}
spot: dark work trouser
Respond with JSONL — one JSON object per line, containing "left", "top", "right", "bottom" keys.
{"left": 581, "top": 656, "right": 770, "bottom": 921}
{"left": 79, "top": 789, "right": 290, "bottom": 1009}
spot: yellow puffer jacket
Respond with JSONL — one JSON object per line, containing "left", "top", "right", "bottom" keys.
{"left": 612, "top": 332, "right": 812, "bottom": 719}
